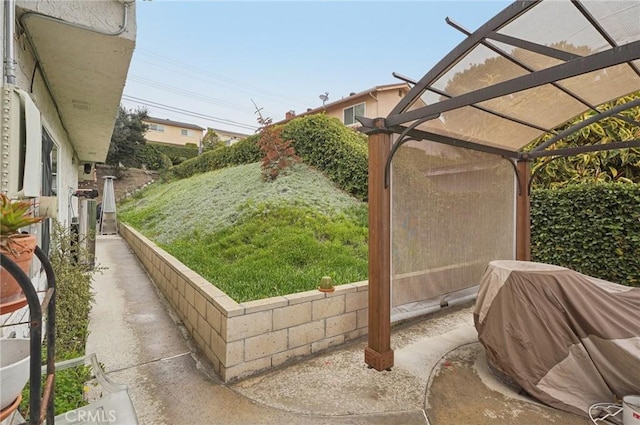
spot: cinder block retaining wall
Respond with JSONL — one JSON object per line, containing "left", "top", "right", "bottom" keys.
{"left": 119, "top": 224, "right": 369, "bottom": 382}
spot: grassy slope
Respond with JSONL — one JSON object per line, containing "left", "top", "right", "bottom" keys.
{"left": 119, "top": 163, "right": 368, "bottom": 302}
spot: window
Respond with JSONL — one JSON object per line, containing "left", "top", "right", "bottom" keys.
{"left": 149, "top": 124, "right": 165, "bottom": 132}
{"left": 343, "top": 102, "right": 365, "bottom": 126}
{"left": 181, "top": 129, "right": 194, "bottom": 137}
{"left": 51, "top": 145, "right": 58, "bottom": 196}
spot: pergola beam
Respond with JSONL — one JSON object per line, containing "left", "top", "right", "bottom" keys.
{"left": 387, "top": 40, "right": 640, "bottom": 127}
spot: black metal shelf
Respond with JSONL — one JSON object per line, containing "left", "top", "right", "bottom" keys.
{"left": 1, "top": 246, "right": 56, "bottom": 425}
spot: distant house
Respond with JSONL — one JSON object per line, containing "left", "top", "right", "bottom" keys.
{"left": 277, "top": 83, "right": 411, "bottom": 127}
{"left": 143, "top": 117, "right": 205, "bottom": 147}
{"left": 209, "top": 128, "right": 251, "bottom": 146}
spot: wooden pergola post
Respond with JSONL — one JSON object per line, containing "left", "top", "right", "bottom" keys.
{"left": 364, "top": 118, "right": 394, "bottom": 371}
{"left": 516, "top": 159, "right": 531, "bottom": 261}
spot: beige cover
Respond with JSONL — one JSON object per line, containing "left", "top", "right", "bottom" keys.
{"left": 475, "top": 261, "right": 640, "bottom": 416}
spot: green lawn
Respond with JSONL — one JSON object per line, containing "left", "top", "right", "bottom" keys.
{"left": 119, "top": 163, "right": 369, "bottom": 302}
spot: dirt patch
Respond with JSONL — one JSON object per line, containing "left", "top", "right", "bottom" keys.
{"left": 79, "top": 165, "right": 159, "bottom": 204}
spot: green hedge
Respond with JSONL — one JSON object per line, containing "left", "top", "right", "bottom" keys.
{"left": 169, "top": 134, "right": 261, "bottom": 179}
{"left": 531, "top": 183, "right": 640, "bottom": 286}
{"left": 282, "top": 114, "right": 369, "bottom": 201}
{"left": 153, "top": 143, "right": 199, "bottom": 165}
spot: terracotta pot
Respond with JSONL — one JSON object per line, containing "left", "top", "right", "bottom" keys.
{"left": 0, "top": 234, "right": 36, "bottom": 314}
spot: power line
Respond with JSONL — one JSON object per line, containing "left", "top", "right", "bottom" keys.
{"left": 127, "top": 74, "right": 281, "bottom": 118}
{"left": 134, "top": 49, "right": 308, "bottom": 108}
{"left": 121, "top": 95, "right": 258, "bottom": 132}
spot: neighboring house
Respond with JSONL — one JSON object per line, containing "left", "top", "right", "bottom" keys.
{"left": 143, "top": 117, "right": 205, "bottom": 147}
{"left": 277, "top": 83, "right": 411, "bottom": 127}
{"left": 210, "top": 128, "right": 250, "bottom": 146}
{"left": 1, "top": 0, "right": 135, "bottom": 327}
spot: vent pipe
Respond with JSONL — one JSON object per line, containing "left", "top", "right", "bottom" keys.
{"left": 3, "top": 0, "right": 16, "bottom": 84}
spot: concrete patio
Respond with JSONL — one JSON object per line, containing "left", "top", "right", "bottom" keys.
{"left": 86, "top": 235, "right": 589, "bottom": 424}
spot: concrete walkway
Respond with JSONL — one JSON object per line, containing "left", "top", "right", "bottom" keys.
{"left": 87, "top": 235, "right": 589, "bottom": 425}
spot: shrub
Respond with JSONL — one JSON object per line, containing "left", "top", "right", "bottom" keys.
{"left": 531, "top": 183, "right": 640, "bottom": 286}
{"left": 135, "top": 143, "right": 165, "bottom": 170}
{"left": 169, "top": 134, "right": 261, "bottom": 179}
{"left": 281, "top": 114, "right": 369, "bottom": 200}
{"left": 153, "top": 143, "right": 199, "bottom": 165}
{"left": 21, "top": 221, "right": 99, "bottom": 417}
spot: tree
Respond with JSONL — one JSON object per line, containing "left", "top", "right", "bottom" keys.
{"left": 201, "top": 128, "right": 224, "bottom": 153}
{"left": 106, "top": 106, "right": 149, "bottom": 177}
{"left": 253, "top": 104, "right": 298, "bottom": 181}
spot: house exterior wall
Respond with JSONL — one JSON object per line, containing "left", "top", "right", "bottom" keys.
{"left": 144, "top": 121, "right": 204, "bottom": 147}
{"left": 322, "top": 89, "right": 406, "bottom": 126}
{"left": 120, "top": 224, "right": 369, "bottom": 382}
{"left": 7, "top": 8, "right": 77, "bottom": 225}
{"left": 284, "top": 85, "right": 410, "bottom": 127}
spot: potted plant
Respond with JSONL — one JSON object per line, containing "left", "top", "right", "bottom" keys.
{"left": 1, "top": 194, "right": 44, "bottom": 314}
{"left": 318, "top": 276, "right": 335, "bottom": 293}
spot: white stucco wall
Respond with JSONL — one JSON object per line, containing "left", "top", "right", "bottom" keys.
{"left": 10, "top": 23, "right": 77, "bottom": 225}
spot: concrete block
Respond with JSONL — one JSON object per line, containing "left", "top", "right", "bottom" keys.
{"left": 312, "top": 335, "right": 345, "bottom": 353}
{"left": 206, "top": 302, "right": 222, "bottom": 332}
{"left": 328, "top": 284, "right": 357, "bottom": 296}
{"left": 185, "top": 284, "right": 195, "bottom": 307}
{"left": 242, "top": 296, "right": 287, "bottom": 314}
{"left": 273, "top": 302, "right": 311, "bottom": 330}
{"left": 197, "top": 314, "right": 211, "bottom": 347}
{"left": 288, "top": 320, "right": 325, "bottom": 348}
{"left": 210, "top": 329, "right": 226, "bottom": 362}
{"left": 346, "top": 327, "right": 368, "bottom": 340}
{"left": 357, "top": 309, "right": 368, "bottom": 329}
{"left": 272, "top": 345, "right": 311, "bottom": 367}
{"left": 244, "top": 329, "right": 288, "bottom": 361}
{"left": 222, "top": 356, "right": 272, "bottom": 383}
{"left": 212, "top": 296, "right": 244, "bottom": 318}
{"left": 285, "top": 290, "right": 324, "bottom": 305}
{"left": 326, "top": 312, "right": 357, "bottom": 337}
{"left": 346, "top": 290, "right": 368, "bottom": 312}
{"left": 198, "top": 284, "right": 226, "bottom": 301}
{"left": 194, "top": 292, "right": 207, "bottom": 316}
{"left": 353, "top": 280, "right": 369, "bottom": 291}
{"left": 224, "top": 310, "right": 272, "bottom": 341}
{"left": 312, "top": 296, "right": 345, "bottom": 320}
{"left": 226, "top": 340, "right": 244, "bottom": 366}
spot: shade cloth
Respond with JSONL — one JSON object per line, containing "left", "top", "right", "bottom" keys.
{"left": 474, "top": 260, "right": 640, "bottom": 416}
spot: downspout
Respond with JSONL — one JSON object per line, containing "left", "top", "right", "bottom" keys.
{"left": 4, "top": 0, "right": 16, "bottom": 84}
{"left": 368, "top": 92, "right": 379, "bottom": 118}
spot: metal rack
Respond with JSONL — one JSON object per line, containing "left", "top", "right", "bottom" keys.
{"left": 1, "top": 246, "right": 56, "bottom": 425}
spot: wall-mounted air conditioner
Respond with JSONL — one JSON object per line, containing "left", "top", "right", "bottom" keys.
{"left": 0, "top": 84, "right": 42, "bottom": 197}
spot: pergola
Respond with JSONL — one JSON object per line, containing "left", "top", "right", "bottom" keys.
{"left": 360, "top": 0, "right": 640, "bottom": 371}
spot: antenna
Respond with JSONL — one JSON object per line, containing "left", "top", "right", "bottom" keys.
{"left": 319, "top": 92, "right": 329, "bottom": 108}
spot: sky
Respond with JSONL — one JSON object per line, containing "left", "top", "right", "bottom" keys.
{"left": 121, "top": 1, "right": 511, "bottom": 135}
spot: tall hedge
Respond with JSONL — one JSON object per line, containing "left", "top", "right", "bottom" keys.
{"left": 169, "top": 134, "right": 261, "bottom": 179}
{"left": 531, "top": 183, "right": 640, "bottom": 286}
{"left": 282, "top": 114, "right": 369, "bottom": 201}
